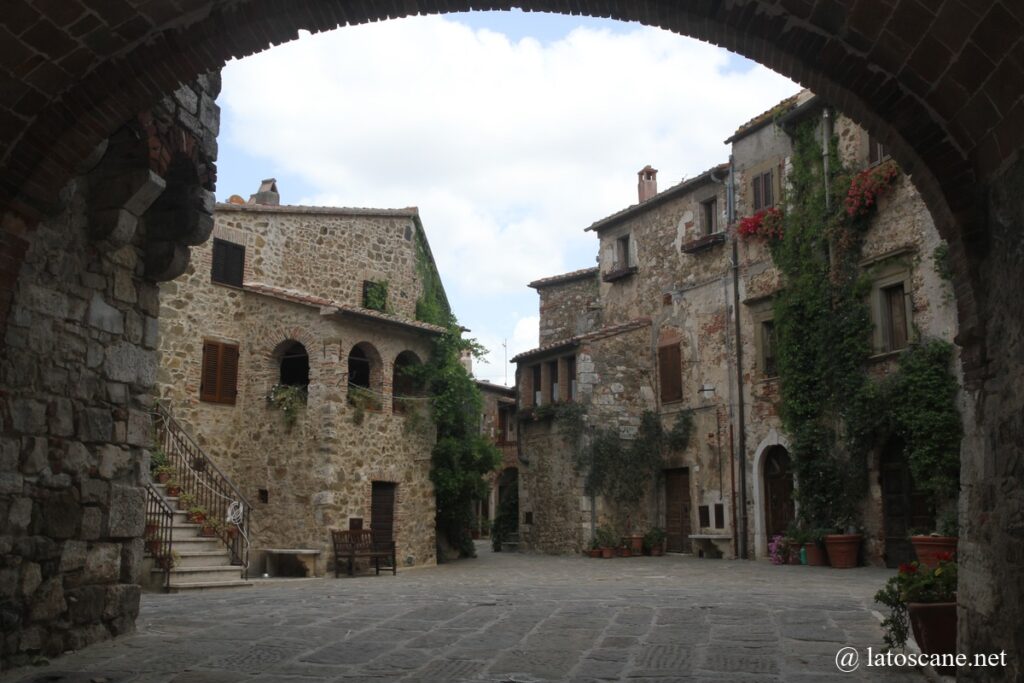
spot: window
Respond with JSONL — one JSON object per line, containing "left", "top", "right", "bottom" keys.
{"left": 616, "top": 235, "right": 631, "bottom": 269}
{"left": 211, "top": 238, "right": 245, "bottom": 287}
{"left": 658, "top": 343, "right": 683, "bottom": 404}
{"left": 869, "top": 134, "right": 889, "bottom": 165}
{"left": 698, "top": 505, "right": 711, "bottom": 528}
{"left": 702, "top": 197, "right": 719, "bottom": 235}
{"left": 392, "top": 351, "right": 422, "bottom": 414}
{"left": 532, "top": 365, "right": 542, "bottom": 407}
{"left": 882, "top": 282, "right": 909, "bottom": 351}
{"left": 548, "top": 360, "right": 559, "bottom": 403}
{"left": 348, "top": 342, "right": 383, "bottom": 410}
{"left": 714, "top": 503, "right": 725, "bottom": 529}
{"left": 278, "top": 341, "right": 309, "bottom": 387}
{"left": 761, "top": 320, "right": 778, "bottom": 378}
{"left": 200, "top": 340, "right": 239, "bottom": 404}
{"left": 362, "top": 280, "right": 388, "bottom": 312}
{"left": 567, "top": 356, "right": 577, "bottom": 402}
{"left": 752, "top": 170, "right": 774, "bottom": 211}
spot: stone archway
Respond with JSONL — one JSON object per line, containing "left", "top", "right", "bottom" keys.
{"left": 750, "top": 429, "right": 792, "bottom": 560}
{"left": 1, "top": 2, "right": 1022, "bottom": 676}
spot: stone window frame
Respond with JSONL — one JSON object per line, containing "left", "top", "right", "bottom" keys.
{"left": 602, "top": 230, "right": 638, "bottom": 282}
{"left": 748, "top": 299, "right": 778, "bottom": 379}
{"left": 745, "top": 160, "right": 782, "bottom": 214}
{"left": 866, "top": 258, "right": 914, "bottom": 355}
{"left": 200, "top": 338, "right": 239, "bottom": 405}
{"left": 347, "top": 341, "right": 385, "bottom": 411}
{"left": 867, "top": 132, "right": 891, "bottom": 167}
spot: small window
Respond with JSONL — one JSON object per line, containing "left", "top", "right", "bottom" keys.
{"left": 548, "top": 360, "right": 559, "bottom": 403}
{"left": 882, "top": 282, "right": 909, "bottom": 351}
{"left": 567, "top": 356, "right": 577, "bottom": 402}
{"left": 761, "top": 320, "right": 778, "bottom": 378}
{"left": 200, "top": 340, "right": 239, "bottom": 404}
{"left": 362, "top": 280, "right": 388, "bottom": 312}
{"left": 714, "top": 503, "right": 725, "bottom": 529}
{"left": 392, "top": 351, "right": 423, "bottom": 414}
{"left": 616, "top": 235, "right": 631, "bottom": 269}
{"left": 869, "top": 134, "right": 889, "bottom": 166}
{"left": 279, "top": 341, "right": 309, "bottom": 387}
{"left": 752, "top": 170, "right": 774, "bottom": 211}
{"left": 532, "top": 365, "right": 542, "bottom": 406}
{"left": 702, "top": 198, "right": 719, "bottom": 235}
{"left": 211, "top": 239, "right": 245, "bottom": 287}
{"left": 698, "top": 505, "right": 711, "bottom": 528}
{"left": 658, "top": 344, "right": 683, "bottom": 404}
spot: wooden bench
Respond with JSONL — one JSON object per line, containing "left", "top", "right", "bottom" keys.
{"left": 330, "top": 529, "right": 396, "bottom": 577}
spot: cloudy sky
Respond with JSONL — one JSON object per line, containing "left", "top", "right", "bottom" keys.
{"left": 215, "top": 10, "right": 799, "bottom": 386}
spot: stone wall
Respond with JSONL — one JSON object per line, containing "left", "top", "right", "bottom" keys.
{"left": 157, "top": 207, "right": 443, "bottom": 573}
{"left": 534, "top": 271, "right": 600, "bottom": 346}
{"left": 0, "top": 76, "right": 219, "bottom": 668}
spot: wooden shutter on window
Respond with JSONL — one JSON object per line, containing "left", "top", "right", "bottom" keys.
{"left": 752, "top": 177, "right": 762, "bottom": 211}
{"left": 211, "top": 239, "right": 245, "bottom": 287}
{"left": 658, "top": 344, "right": 683, "bottom": 404}
{"left": 200, "top": 340, "right": 239, "bottom": 404}
{"left": 763, "top": 170, "right": 774, "bottom": 208}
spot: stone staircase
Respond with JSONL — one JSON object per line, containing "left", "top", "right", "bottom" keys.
{"left": 144, "top": 482, "right": 251, "bottom": 592}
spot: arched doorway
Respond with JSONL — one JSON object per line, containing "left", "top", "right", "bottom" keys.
{"left": 763, "top": 446, "right": 795, "bottom": 543}
{"left": 1, "top": 2, "right": 1022, "bottom": 673}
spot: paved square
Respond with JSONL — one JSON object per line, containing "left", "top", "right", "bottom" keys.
{"left": 2, "top": 546, "right": 925, "bottom": 682}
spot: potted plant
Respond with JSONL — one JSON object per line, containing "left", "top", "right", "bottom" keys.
{"left": 874, "top": 554, "right": 957, "bottom": 674}
{"left": 785, "top": 524, "right": 809, "bottom": 564}
{"left": 804, "top": 528, "right": 830, "bottom": 566}
{"left": 165, "top": 479, "right": 182, "bottom": 497}
{"left": 910, "top": 508, "right": 958, "bottom": 568}
{"left": 153, "top": 464, "right": 174, "bottom": 484}
{"left": 823, "top": 513, "right": 862, "bottom": 569}
{"left": 200, "top": 518, "right": 220, "bottom": 538}
{"left": 768, "top": 533, "right": 790, "bottom": 565}
{"left": 643, "top": 527, "right": 666, "bottom": 556}
{"left": 595, "top": 526, "right": 617, "bottom": 558}
{"left": 586, "top": 538, "right": 602, "bottom": 558}
{"left": 187, "top": 505, "right": 207, "bottom": 524}
{"left": 178, "top": 492, "right": 196, "bottom": 511}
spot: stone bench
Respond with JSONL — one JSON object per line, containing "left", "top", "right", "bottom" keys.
{"left": 263, "top": 548, "right": 321, "bottom": 578}
{"left": 689, "top": 534, "right": 733, "bottom": 559}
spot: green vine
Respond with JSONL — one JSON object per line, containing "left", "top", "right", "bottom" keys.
{"left": 412, "top": 226, "right": 452, "bottom": 326}
{"left": 363, "top": 280, "right": 390, "bottom": 312}
{"left": 768, "top": 120, "right": 960, "bottom": 532}
{"left": 266, "top": 384, "right": 307, "bottom": 428}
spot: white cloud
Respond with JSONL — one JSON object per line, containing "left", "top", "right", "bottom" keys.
{"left": 218, "top": 14, "right": 797, "bottom": 371}
{"left": 471, "top": 314, "right": 541, "bottom": 387}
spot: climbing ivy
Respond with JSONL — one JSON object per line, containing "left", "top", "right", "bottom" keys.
{"left": 412, "top": 226, "right": 451, "bottom": 327}
{"left": 768, "top": 120, "right": 960, "bottom": 531}
{"left": 362, "top": 280, "right": 389, "bottom": 312}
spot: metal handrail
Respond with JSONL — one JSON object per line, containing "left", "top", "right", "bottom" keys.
{"left": 152, "top": 401, "right": 251, "bottom": 577}
{"left": 144, "top": 481, "right": 175, "bottom": 591}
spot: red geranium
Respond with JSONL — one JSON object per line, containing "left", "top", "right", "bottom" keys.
{"left": 738, "top": 207, "right": 784, "bottom": 240}
{"left": 845, "top": 159, "right": 899, "bottom": 219}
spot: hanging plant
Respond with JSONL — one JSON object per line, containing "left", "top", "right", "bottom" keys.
{"left": 844, "top": 159, "right": 899, "bottom": 219}
{"left": 266, "top": 384, "right": 307, "bottom": 428}
{"left": 738, "top": 207, "right": 785, "bottom": 240}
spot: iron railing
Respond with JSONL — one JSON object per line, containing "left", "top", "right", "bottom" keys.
{"left": 152, "top": 402, "right": 251, "bottom": 578}
{"left": 144, "top": 481, "right": 175, "bottom": 591}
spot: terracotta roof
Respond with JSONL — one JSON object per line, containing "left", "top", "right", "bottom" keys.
{"left": 584, "top": 164, "right": 730, "bottom": 234}
{"left": 216, "top": 203, "right": 420, "bottom": 218}
{"left": 475, "top": 379, "right": 516, "bottom": 396}
{"left": 244, "top": 283, "right": 446, "bottom": 335}
{"left": 724, "top": 92, "right": 802, "bottom": 144}
{"left": 511, "top": 318, "right": 651, "bottom": 363}
{"left": 528, "top": 267, "right": 599, "bottom": 289}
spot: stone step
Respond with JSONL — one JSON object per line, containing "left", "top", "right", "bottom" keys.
{"left": 166, "top": 579, "right": 253, "bottom": 593}
{"left": 159, "top": 565, "right": 245, "bottom": 585}
{"left": 167, "top": 536, "right": 226, "bottom": 553}
{"left": 174, "top": 550, "right": 235, "bottom": 568}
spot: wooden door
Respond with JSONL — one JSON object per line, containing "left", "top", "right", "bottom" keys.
{"left": 764, "top": 447, "right": 795, "bottom": 540}
{"left": 371, "top": 482, "right": 396, "bottom": 542}
{"left": 664, "top": 468, "right": 692, "bottom": 553}
{"left": 881, "top": 443, "right": 933, "bottom": 568}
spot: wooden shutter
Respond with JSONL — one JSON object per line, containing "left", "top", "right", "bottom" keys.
{"left": 200, "top": 342, "right": 220, "bottom": 402}
{"left": 885, "top": 284, "right": 908, "bottom": 350}
{"left": 200, "top": 340, "right": 239, "bottom": 404}
{"left": 763, "top": 170, "right": 774, "bottom": 208}
{"left": 752, "top": 176, "right": 762, "bottom": 211}
{"left": 658, "top": 344, "right": 683, "bottom": 403}
{"left": 211, "top": 239, "right": 245, "bottom": 287}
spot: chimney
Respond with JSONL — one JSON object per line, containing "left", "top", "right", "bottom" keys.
{"left": 249, "top": 178, "right": 280, "bottom": 206}
{"left": 637, "top": 165, "right": 658, "bottom": 203}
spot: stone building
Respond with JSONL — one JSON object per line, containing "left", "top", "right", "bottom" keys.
{"left": 473, "top": 379, "right": 517, "bottom": 539}
{"left": 514, "top": 90, "right": 960, "bottom": 566}
{"left": 156, "top": 182, "right": 450, "bottom": 575}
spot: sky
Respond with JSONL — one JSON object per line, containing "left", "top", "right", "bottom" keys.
{"left": 215, "top": 9, "right": 799, "bottom": 386}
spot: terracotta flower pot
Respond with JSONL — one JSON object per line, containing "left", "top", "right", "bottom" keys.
{"left": 823, "top": 534, "right": 862, "bottom": 568}
{"left": 803, "top": 542, "right": 828, "bottom": 566}
{"left": 600, "top": 547, "right": 614, "bottom": 558}
{"left": 587, "top": 548, "right": 601, "bottom": 558}
{"left": 627, "top": 534, "right": 644, "bottom": 554}
{"left": 911, "top": 536, "right": 957, "bottom": 568}
{"left": 651, "top": 545, "right": 664, "bottom": 557}
{"left": 617, "top": 547, "right": 632, "bottom": 558}
{"left": 907, "top": 602, "right": 957, "bottom": 674}
{"left": 165, "top": 485, "right": 181, "bottom": 497}
{"left": 155, "top": 472, "right": 170, "bottom": 484}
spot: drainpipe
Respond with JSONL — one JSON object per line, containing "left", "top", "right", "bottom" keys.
{"left": 729, "top": 154, "right": 749, "bottom": 560}
{"left": 822, "top": 107, "right": 836, "bottom": 267}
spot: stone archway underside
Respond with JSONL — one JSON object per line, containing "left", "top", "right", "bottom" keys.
{"left": 0, "top": 1, "right": 1022, "bottom": 679}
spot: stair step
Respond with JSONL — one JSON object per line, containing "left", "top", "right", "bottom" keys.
{"left": 174, "top": 551, "right": 235, "bottom": 568}
{"left": 166, "top": 580, "right": 253, "bottom": 593}
{"left": 157, "top": 565, "right": 244, "bottom": 585}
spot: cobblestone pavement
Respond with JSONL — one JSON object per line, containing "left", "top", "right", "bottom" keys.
{"left": 3, "top": 545, "right": 926, "bottom": 682}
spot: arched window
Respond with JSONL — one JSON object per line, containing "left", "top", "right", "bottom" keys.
{"left": 392, "top": 351, "right": 423, "bottom": 414}
{"left": 347, "top": 342, "right": 382, "bottom": 411}
{"left": 278, "top": 341, "right": 309, "bottom": 387}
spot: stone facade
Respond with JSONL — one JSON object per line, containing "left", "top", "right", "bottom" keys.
{"left": 0, "top": 77, "right": 219, "bottom": 668}
{"left": 474, "top": 380, "right": 517, "bottom": 537}
{"left": 156, "top": 192, "right": 448, "bottom": 575}
{"left": 515, "top": 90, "right": 961, "bottom": 569}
